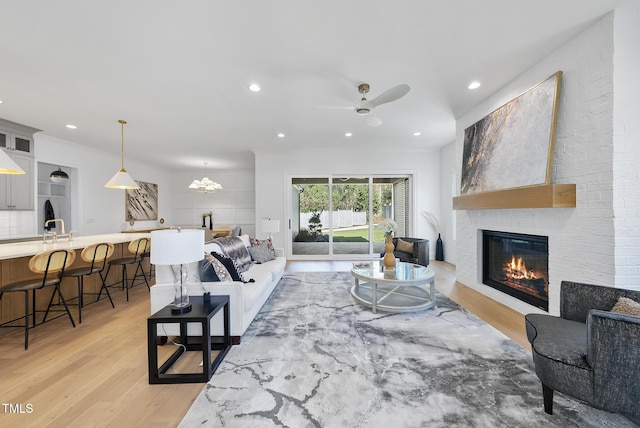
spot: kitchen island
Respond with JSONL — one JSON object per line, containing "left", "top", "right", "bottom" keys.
{"left": 0, "top": 233, "right": 152, "bottom": 337}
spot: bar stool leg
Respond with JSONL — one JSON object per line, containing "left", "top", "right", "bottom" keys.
{"left": 77, "top": 276, "right": 83, "bottom": 324}
{"left": 24, "top": 290, "right": 29, "bottom": 350}
{"left": 96, "top": 271, "right": 115, "bottom": 308}
{"left": 43, "top": 284, "right": 76, "bottom": 327}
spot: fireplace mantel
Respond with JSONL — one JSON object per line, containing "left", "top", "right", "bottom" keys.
{"left": 453, "top": 184, "right": 576, "bottom": 210}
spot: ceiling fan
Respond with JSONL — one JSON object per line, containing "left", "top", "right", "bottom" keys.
{"left": 320, "top": 83, "right": 411, "bottom": 127}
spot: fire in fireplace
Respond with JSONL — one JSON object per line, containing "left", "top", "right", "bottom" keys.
{"left": 482, "top": 230, "right": 549, "bottom": 311}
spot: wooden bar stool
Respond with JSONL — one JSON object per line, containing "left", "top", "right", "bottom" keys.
{"left": 105, "top": 237, "right": 150, "bottom": 302}
{"left": 61, "top": 242, "right": 115, "bottom": 323}
{"left": 0, "top": 249, "right": 76, "bottom": 349}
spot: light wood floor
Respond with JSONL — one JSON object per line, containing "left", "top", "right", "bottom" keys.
{"left": 0, "top": 261, "right": 528, "bottom": 427}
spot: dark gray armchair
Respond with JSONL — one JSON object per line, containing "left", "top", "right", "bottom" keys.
{"left": 380, "top": 237, "right": 429, "bottom": 266}
{"left": 525, "top": 281, "right": 640, "bottom": 422}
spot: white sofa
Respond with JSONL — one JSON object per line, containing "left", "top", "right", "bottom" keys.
{"left": 150, "top": 235, "right": 286, "bottom": 343}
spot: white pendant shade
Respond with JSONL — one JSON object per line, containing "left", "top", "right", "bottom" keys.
{"left": 104, "top": 167, "right": 139, "bottom": 189}
{"left": 0, "top": 149, "right": 25, "bottom": 174}
{"left": 150, "top": 229, "right": 204, "bottom": 265}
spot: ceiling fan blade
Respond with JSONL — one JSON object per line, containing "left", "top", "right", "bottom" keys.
{"left": 366, "top": 84, "right": 411, "bottom": 109}
{"left": 366, "top": 116, "right": 382, "bottom": 127}
{"left": 315, "top": 105, "right": 355, "bottom": 110}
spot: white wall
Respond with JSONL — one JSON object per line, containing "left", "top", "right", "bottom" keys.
{"left": 455, "top": 8, "right": 640, "bottom": 317}
{"left": 18, "top": 134, "right": 173, "bottom": 237}
{"left": 168, "top": 168, "right": 255, "bottom": 236}
{"left": 439, "top": 142, "right": 456, "bottom": 263}
{"left": 254, "top": 148, "right": 441, "bottom": 257}
{"left": 612, "top": 1, "right": 640, "bottom": 288}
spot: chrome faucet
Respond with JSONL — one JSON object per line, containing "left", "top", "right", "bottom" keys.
{"left": 43, "top": 219, "right": 73, "bottom": 242}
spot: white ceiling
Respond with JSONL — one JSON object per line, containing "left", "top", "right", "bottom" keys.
{"left": 0, "top": 0, "right": 624, "bottom": 171}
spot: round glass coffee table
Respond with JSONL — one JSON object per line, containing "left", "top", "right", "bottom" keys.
{"left": 350, "top": 261, "right": 436, "bottom": 313}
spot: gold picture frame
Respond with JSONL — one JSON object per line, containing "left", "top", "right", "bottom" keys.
{"left": 460, "top": 71, "right": 562, "bottom": 195}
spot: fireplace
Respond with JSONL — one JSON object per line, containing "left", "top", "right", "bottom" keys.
{"left": 482, "top": 230, "right": 549, "bottom": 311}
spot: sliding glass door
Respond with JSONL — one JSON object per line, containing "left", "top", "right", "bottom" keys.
{"left": 290, "top": 175, "right": 411, "bottom": 258}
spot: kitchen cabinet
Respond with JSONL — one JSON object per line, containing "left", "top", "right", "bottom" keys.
{"left": 0, "top": 130, "right": 33, "bottom": 155}
{"left": 1, "top": 152, "right": 34, "bottom": 209}
{"left": 0, "top": 118, "right": 40, "bottom": 210}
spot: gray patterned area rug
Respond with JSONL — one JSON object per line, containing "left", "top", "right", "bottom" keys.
{"left": 180, "top": 272, "right": 634, "bottom": 428}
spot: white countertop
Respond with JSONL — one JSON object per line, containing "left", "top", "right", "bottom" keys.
{"left": 0, "top": 233, "right": 151, "bottom": 260}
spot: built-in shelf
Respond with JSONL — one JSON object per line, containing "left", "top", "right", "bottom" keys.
{"left": 38, "top": 180, "right": 67, "bottom": 198}
{"left": 452, "top": 184, "right": 576, "bottom": 210}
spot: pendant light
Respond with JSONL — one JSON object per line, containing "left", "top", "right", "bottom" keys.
{"left": 0, "top": 149, "right": 25, "bottom": 174}
{"left": 188, "top": 161, "right": 223, "bottom": 193}
{"left": 50, "top": 167, "right": 69, "bottom": 183}
{"left": 105, "top": 119, "right": 139, "bottom": 189}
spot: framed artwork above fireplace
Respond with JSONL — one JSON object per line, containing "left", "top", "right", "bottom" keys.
{"left": 460, "top": 71, "right": 562, "bottom": 195}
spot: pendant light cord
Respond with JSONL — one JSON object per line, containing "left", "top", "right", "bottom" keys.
{"left": 119, "top": 119, "right": 127, "bottom": 169}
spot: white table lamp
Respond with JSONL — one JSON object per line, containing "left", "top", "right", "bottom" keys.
{"left": 261, "top": 219, "right": 279, "bottom": 239}
{"left": 151, "top": 229, "right": 204, "bottom": 314}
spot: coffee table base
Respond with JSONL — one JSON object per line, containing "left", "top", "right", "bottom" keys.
{"left": 351, "top": 281, "right": 436, "bottom": 313}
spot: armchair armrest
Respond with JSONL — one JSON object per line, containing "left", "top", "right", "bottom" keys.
{"left": 413, "top": 240, "right": 429, "bottom": 267}
{"left": 587, "top": 309, "right": 640, "bottom": 416}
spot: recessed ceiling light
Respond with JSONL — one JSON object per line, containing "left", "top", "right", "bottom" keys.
{"left": 345, "top": 132, "right": 352, "bottom": 137}
{"left": 0, "top": 99, "right": 3, "bottom": 104}
{"left": 66, "top": 124, "right": 77, "bottom": 129}
{"left": 248, "top": 83, "right": 261, "bottom": 92}
{"left": 413, "top": 132, "right": 421, "bottom": 136}
{"left": 277, "top": 133, "right": 285, "bottom": 138}
{"left": 468, "top": 81, "right": 481, "bottom": 90}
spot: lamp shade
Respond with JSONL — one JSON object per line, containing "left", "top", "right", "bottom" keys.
{"left": 0, "top": 149, "right": 25, "bottom": 174}
{"left": 261, "top": 219, "right": 280, "bottom": 233}
{"left": 150, "top": 229, "right": 204, "bottom": 265}
{"left": 50, "top": 167, "right": 69, "bottom": 183}
{"left": 105, "top": 168, "right": 139, "bottom": 189}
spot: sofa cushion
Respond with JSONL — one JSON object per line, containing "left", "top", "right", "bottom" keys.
{"left": 241, "top": 269, "right": 274, "bottom": 310}
{"left": 250, "top": 236, "right": 276, "bottom": 258}
{"left": 204, "top": 253, "right": 231, "bottom": 281}
{"left": 396, "top": 238, "right": 414, "bottom": 255}
{"left": 199, "top": 255, "right": 221, "bottom": 282}
{"left": 248, "top": 241, "right": 275, "bottom": 263}
{"left": 611, "top": 296, "right": 640, "bottom": 316}
{"left": 525, "top": 314, "right": 589, "bottom": 369}
{"left": 211, "top": 252, "right": 246, "bottom": 282}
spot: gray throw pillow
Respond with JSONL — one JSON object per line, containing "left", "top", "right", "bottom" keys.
{"left": 199, "top": 256, "right": 220, "bottom": 282}
{"left": 248, "top": 241, "right": 275, "bottom": 263}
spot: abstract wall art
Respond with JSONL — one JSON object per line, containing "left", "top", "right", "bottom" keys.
{"left": 126, "top": 181, "right": 158, "bottom": 221}
{"left": 460, "top": 71, "right": 562, "bottom": 195}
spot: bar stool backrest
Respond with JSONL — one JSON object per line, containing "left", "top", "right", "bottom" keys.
{"left": 128, "top": 237, "right": 149, "bottom": 257}
{"left": 28, "top": 249, "right": 76, "bottom": 285}
{"left": 81, "top": 242, "right": 114, "bottom": 270}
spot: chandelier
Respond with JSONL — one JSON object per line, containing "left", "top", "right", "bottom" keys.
{"left": 188, "top": 162, "right": 222, "bottom": 193}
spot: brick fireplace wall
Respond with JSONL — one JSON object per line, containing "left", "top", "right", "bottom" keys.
{"left": 455, "top": 5, "right": 640, "bottom": 316}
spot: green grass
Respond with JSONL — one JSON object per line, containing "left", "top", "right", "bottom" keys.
{"left": 330, "top": 228, "right": 385, "bottom": 242}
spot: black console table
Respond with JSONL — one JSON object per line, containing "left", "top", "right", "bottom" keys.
{"left": 147, "top": 295, "right": 231, "bottom": 384}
